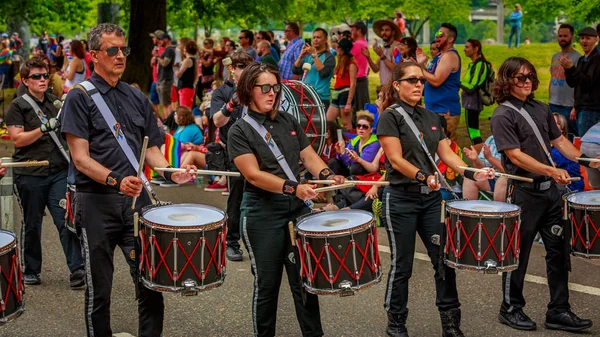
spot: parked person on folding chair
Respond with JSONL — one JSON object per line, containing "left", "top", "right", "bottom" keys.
{"left": 462, "top": 135, "right": 507, "bottom": 201}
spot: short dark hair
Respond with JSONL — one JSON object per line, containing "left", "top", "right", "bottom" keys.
{"left": 236, "top": 62, "right": 282, "bottom": 120}
{"left": 313, "top": 28, "right": 328, "bottom": 38}
{"left": 559, "top": 23, "right": 574, "bottom": 35}
{"left": 185, "top": 40, "right": 198, "bottom": 55}
{"left": 286, "top": 22, "right": 300, "bottom": 36}
{"left": 229, "top": 49, "right": 254, "bottom": 67}
{"left": 21, "top": 57, "right": 49, "bottom": 80}
{"left": 258, "top": 31, "right": 271, "bottom": 42}
{"left": 241, "top": 29, "right": 254, "bottom": 45}
{"left": 441, "top": 23, "right": 458, "bottom": 39}
{"left": 492, "top": 57, "right": 539, "bottom": 103}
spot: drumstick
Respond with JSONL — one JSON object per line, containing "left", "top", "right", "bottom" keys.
{"left": 566, "top": 177, "right": 581, "bottom": 181}
{"left": 314, "top": 183, "right": 355, "bottom": 193}
{"left": 0, "top": 160, "right": 49, "bottom": 168}
{"left": 307, "top": 180, "right": 390, "bottom": 186}
{"left": 575, "top": 157, "right": 600, "bottom": 163}
{"left": 131, "top": 136, "right": 149, "bottom": 210}
{"left": 154, "top": 167, "right": 241, "bottom": 177}
{"left": 459, "top": 166, "right": 534, "bottom": 183}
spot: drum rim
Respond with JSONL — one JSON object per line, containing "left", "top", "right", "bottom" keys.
{"left": 303, "top": 271, "right": 382, "bottom": 295}
{"left": 296, "top": 209, "right": 375, "bottom": 236}
{"left": 0, "top": 230, "right": 17, "bottom": 255}
{"left": 446, "top": 200, "right": 521, "bottom": 217}
{"left": 566, "top": 191, "right": 600, "bottom": 209}
{"left": 140, "top": 203, "right": 226, "bottom": 231}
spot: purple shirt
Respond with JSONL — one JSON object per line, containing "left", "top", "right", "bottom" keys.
{"left": 279, "top": 37, "right": 303, "bottom": 80}
{"left": 337, "top": 135, "right": 380, "bottom": 167}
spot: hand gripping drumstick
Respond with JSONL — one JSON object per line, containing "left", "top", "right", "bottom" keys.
{"left": 131, "top": 136, "right": 149, "bottom": 210}
{"left": 0, "top": 160, "right": 49, "bottom": 168}
{"left": 459, "top": 166, "right": 534, "bottom": 183}
{"left": 154, "top": 167, "right": 241, "bottom": 177}
{"left": 307, "top": 180, "right": 390, "bottom": 186}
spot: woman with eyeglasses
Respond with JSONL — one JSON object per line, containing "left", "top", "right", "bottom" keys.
{"left": 490, "top": 57, "right": 595, "bottom": 333}
{"left": 228, "top": 62, "right": 344, "bottom": 337}
{"left": 377, "top": 62, "right": 493, "bottom": 337}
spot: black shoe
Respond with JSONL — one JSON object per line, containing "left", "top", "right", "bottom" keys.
{"left": 70, "top": 268, "right": 86, "bottom": 289}
{"left": 226, "top": 246, "right": 243, "bottom": 261}
{"left": 440, "top": 308, "right": 464, "bottom": 337}
{"left": 386, "top": 312, "right": 409, "bottom": 337}
{"left": 498, "top": 308, "right": 537, "bottom": 331}
{"left": 545, "top": 310, "right": 593, "bottom": 332}
{"left": 24, "top": 274, "right": 41, "bottom": 285}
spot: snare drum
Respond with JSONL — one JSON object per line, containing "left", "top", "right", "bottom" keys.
{"left": 139, "top": 203, "right": 227, "bottom": 295}
{"left": 566, "top": 191, "right": 600, "bottom": 259}
{"left": 444, "top": 200, "right": 521, "bottom": 273}
{"left": 0, "top": 231, "right": 24, "bottom": 325}
{"left": 296, "top": 210, "right": 382, "bottom": 295}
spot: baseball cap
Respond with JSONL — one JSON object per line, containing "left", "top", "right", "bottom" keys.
{"left": 338, "top": 38, "right": 353, "bottom": 56}
{"left": 1, "top": 33, "right": 8, "bottom": 38}
{"left": 350, "top": 21, "right": 368, "bottom": 35}
{"left": 158, "top": 33, "right": 171, "bottom": 40}
{"left": 579, "top": 27, "right": 597, "bottom": 37}
{"left": 149, "top": 29, "right": 165, "bottom": 38}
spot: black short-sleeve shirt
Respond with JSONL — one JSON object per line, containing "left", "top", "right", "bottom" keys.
{"left": 377, "top": 100, "right": 445, "bottom": 185}
{"left": 490, "top": 96, "right": 562, "bottom": 180}
{"left": 158, "top": 47, "right": 175, "bottom": 82}
{"left": 227, "top": 109, "right": 311, "bottom": 194}
{"left": 61, "top": 73, "right": 163, "bottom": 186}
{"left": 5, "top": 92, "right": 68, "bottom": 176}
{"left": 209, "top": 80, "right": 243, "bottom": 145}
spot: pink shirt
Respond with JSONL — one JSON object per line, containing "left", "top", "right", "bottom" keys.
{"left": 350, "top": 38, "right": 369, "bottom": 78}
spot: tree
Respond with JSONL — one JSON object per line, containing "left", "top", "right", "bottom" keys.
{"left": 120, "top": 0, "right": 166, "bottom": 90}
{"left": 401, "top": 0, "right": 472, "bottom": 37}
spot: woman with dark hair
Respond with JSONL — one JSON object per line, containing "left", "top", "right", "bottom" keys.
{"left": 377, "top": 61, "right": 493, "bottom": 337}
{"left": 398, "top": 37, "right": 417, "bottom": 62}
{"left": 64, "top": 40, "right": 86, "bottom": 89}
{"left": 490, "top": 56, "right": 595, "bottom": 332}
{"left": 228, "top": 62, "right": 344, "bottom": 337}
{"left": 326, "top": 38, "right": 357, "bottom": 130}
{"left": 460, "top": 38, "right": 490, "bottom": 152}
{"left": 175, "top": 40, "right": 198, "bottom": 108}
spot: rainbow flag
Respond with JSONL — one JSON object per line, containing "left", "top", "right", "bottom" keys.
{"left": 143, "top": 133, "right": 181, "bottom": 181}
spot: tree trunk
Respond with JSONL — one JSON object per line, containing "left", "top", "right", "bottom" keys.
{"left": 121, "top": 0, "right": 166, "bottom": 92}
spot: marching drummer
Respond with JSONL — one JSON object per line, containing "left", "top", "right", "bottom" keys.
{"left": 377, "top": 61, "right": 493, "bottom": 337}
{"left": 61, "top": 23, "right": 196, "bottom": 337}
{"left": 227, "top": 62, "right": 344, "bottom": 337}
{"left": 490, "top": 56, "right": 596, "bottom": 332}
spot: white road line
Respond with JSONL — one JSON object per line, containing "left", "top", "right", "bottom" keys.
{"left": 377, "top": 245, "right": 600, "bottom": 297}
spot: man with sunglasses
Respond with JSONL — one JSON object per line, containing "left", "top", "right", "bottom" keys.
{"left": 210, "top": 50, "right": 255, "bottom": 262}
{"left": 5, "top": 58, "right": 85, "bottom": 288}
{"left": 61, "top": 23, "right": 196, "bottom": 337}
{"left": 423, "top": 23, "right": 462, "bottom": 141}
{"left": 239, "top": 29, "right": 257, "bottom": 61}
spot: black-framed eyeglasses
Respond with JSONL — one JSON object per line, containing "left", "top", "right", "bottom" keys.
{"left": 356, "top": 123, "right": 371, "bottom": 130}
{"left": 396, "top": 77, "right": 427, "bottom": 85}
{"left": 512, "top": 73, "right": 537, "bottom": 83}
{"left": 96, "top": 46, "right": 131, "bottom": 57}
{"left": 234, "top": 63, "right": 247, "bottom": 69}
{"left": 254, "top": 84, "right": 281, "bottom": 94}
{"left": 28, "top": 73, "right": 50, "bottom": 80}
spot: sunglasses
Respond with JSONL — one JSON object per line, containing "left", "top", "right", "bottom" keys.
{"left": 397, "top": 77, "right": 427, "bottom": 85}
{"left": 435, "top": 31, "right": 445, "bottom": 38}
{"left": 512, "top": 73, "right": 537, "bottom": 83}
{"left": 98, "top": 46, "right": 131, "bottom": 57}
{"left": 28, "top": 73, "right": 50, "bottom": 80}
{"left": 356, "top": 123, "right": 371, "bottom": 130}
{"left": 235, "top": 63, "right": 247, "bottom": 69}
{"left": 254, "top": 84, "right": 281, "bottom": 94}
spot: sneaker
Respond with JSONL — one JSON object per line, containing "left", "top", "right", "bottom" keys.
{"left": 150, "top": 176, "right": 166, "bottom": 185}
{"left": 204, "top": 181, "right": 227, "bottom": 192}
{"left": 24, "top": 274, "right": 41, "bottom": 285}
{"left": 160, "top": 181, "right": 180, "bottom": 187}
{"left": 70, "top": 268, "right": 86, "bottom": 289}
{"left": 226, "top": 246, "right": 243, "bottom": 261}
{"left": 221, "top": 190, "right": 229, "bottom": 196}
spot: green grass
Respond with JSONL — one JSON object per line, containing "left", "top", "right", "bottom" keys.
{"left": 367, "top": 42, "right": 571, "bottom": 148}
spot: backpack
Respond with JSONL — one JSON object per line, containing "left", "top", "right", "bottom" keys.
{"left": 470, "top": 60, "right": 495, "bottom": 106}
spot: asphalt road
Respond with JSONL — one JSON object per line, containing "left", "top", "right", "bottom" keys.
{"left": 0, "top": 147, "right": 599, "bottom": 336}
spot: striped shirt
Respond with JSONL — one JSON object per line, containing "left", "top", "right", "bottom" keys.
{"left": 279, "top": 37, "right": 303, "bottom": 80}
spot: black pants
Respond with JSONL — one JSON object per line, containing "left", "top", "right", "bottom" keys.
{"left": 382, "top": 187, "right": 460, "bottom": 315}
{"left": 226, "top": 160, "right": 243, "bottom": 250}
{"left": 75, "top": 191, "right": 163, "bottom": 337}
{"left": 501, "top": 183, "right": 570, "bottom": 316}
{"left": 240, "top": 192, "right": 323, "bottom": 337}
{"left": 465, "top": 108, "right": 483, "bottom": 145}
{"left": 15, "top": 170, "right": 83, "bottom": 275}
{"left": 327, "top": 157, "right": 367, "bottom": 177}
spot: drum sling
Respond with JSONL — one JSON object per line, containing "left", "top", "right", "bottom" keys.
{"left": 22, "top": 94, "right": 70, "bottom": 163}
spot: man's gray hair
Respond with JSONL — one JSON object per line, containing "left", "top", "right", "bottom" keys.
{"left": 88, "top": 23, "right": 125, "bottom": 51}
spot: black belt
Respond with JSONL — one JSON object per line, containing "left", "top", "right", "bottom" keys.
{"left": 76, "top": 183, "right": 123, "bottom": 194}
{"left": 393, "top": 184, "right": 432, "bottom": 194}
{"left": 512, "top": 179, "right": 554, "bottom": 191}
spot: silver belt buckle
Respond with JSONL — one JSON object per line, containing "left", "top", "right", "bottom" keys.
{"left": 420, "top": 185, "right": 431, "bottom": 194}
{"left": 539, "top": 181, "right": 551, "bottom": 190}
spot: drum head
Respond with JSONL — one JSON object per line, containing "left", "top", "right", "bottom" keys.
{"left": 567, "top": 191, "right": 600, "bottom": 206}
{"left": 447, "top": 200, "right": 519, "bottom": 213}
{"left": 297, "top": 210, "right": 373, "bottom": 232}
{"left": 142, "top": 204, "right": 224, "bottom": 227}
{"left": 0, "top": 231, "right": 15, "bottom": 248}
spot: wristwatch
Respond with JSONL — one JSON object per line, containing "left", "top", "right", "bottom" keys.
{"left": 311, "top": 53, "right": 318, "bottom": 58}
{"left": 381, "top": 55, "right": 387, "bottom": 60}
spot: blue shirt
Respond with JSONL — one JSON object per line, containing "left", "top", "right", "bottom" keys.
{"left": 424, "top": 49, "right": 462, "bottom": 116}
{"left": 174, "top": 124, "right": 204, "bottom": 145}
{"left": 552, "top": 147, "right": 583, "bottom": 192}
{"left": 279, "top": 37, "right": 303, "bottom": 80}
{"left": 509, "top": 10, "right": 523, "bottom": 27}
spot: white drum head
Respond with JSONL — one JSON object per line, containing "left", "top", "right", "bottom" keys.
{"left": 0, "top": 231, "right": 15, "bottom": 248}
{"left": 143, "top": 204, "right": 224, "bottom": 227}
{"left": 567, "top": 191, "right": 600, "bottom": 205}
{"left": 448, "top": 200, "right": 519, "bottom": 213}
{"left": 297, "top": 210, "right": 373, "bottom": 232}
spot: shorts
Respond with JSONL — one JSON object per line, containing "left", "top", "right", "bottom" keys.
{"left": 150, "top": 82, "right": 160, "bottom": 105}
{"left": 331, "top": 88, "right": 352, "bottom": 108}
{"left": 171, "top": 85, "right": 178, "bottom": 103}
{"left": 178, "top": 88, "right": 195, "bottom": 108}
{"left": 156, "top": 80, "right": 174, "bottom": 106}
